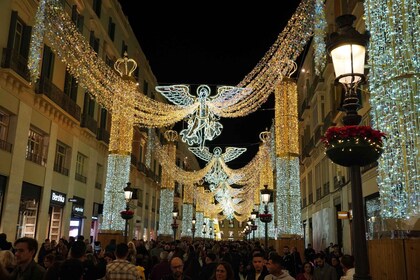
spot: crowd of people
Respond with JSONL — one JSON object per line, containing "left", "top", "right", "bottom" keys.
{"left": 0, "top": 232, "right": 356, "bottom": 280}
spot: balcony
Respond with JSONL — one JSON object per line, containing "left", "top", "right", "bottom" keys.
{"left": 333, "top": 176, "right": 345, "bottom": 189}
{"left": 81, "top": 114, "right": 98, "bottom": 135}
{"left": 316, "top": 187, "right": 322, "bottom": 201}
{"left": 308, "top": 193, "right": 313, "bottom": 204}
{"left": 302, "top": 197, "right": 307, "bottom": 208}
{"left": 0, "top": 139, "right": 12, "bottom": 152}
{"left": 97, "top": 127, "right": 110, "bottom": 144}
{"left": 302, "top": 137, "right": 315, "bottom": 158}
{"left": 36, "top": 78, "right": 81, "bottom": 121}
{"left": 26, "top": 151, "right": 46, "bottom": 166}
{"left": 53, "top": 164, "right": 69, "bottom": 176}
{"left": 95, "top": 182, "right": 102, "bottom": 189}
{"left": 314, "top": 125, "right": 324, "bottom": 145}
{"left": 299, "top": 98, "right": 310, "bottom": 121}
{"left": 1, "top": 48, "right": 30, "bottom": 81}
{"left": 361, "top": 161, "right": 378, "bottom": 173}
{"left": 75, "top": 173, "right": 87, "bottom": 183}
{"left": 323, "top": 182, "right": 330, "bottom": 196}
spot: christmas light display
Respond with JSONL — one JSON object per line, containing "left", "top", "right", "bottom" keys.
{"left": 314, "top": 0, "right": 327, "bottom": 76}
{"left": 158, "top": 188, "right": 175, "bottom": 235}
{"left": 181, "top": 203, "right": 193, "bottom": 237}
{"left": 364, "top": 0, "right": 419, "bottom": 219}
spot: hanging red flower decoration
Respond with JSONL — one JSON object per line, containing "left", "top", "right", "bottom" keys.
{"left": 322, "top": 125, "right": 386, "bottom": 148}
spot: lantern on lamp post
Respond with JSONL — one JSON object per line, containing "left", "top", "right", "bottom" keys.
{"left": 121, "top": 182, "right": 134, "bottom": 243}
{"left": 327, "top": 14, "right": 372, "bottom": 280}
{"left": 259, "top": 185, "right": 272, "bottom": 250}
{"left": 171, "top": 206, "right": 179, "bottom": 241}
{"left": 191, "top": 216, "right": 196, "bottom": 242}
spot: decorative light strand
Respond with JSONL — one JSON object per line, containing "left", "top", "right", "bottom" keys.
{"left": 313, "top": 0, "right": 327, "bottom": 76}
{"left": 158, "top": 188, "right": 174, "bottom": 235}
{"left": 364, "top": 0, "right": 419, "bottom": 219}
{"left": 181, "top": 203, "right": 193, "bottom": 237}
{"left": 101, "top": 155, "right": 131, "bottom": 231}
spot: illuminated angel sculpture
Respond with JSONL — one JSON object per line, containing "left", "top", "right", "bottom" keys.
{"left": 156, "top": 85, "right": 252, "bottom": 149}
{"left": 189, "top": 146, "right": 247, "bottom": 190}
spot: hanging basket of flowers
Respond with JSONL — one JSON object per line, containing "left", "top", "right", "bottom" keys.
{"left": 322, "top": 125, "right": 386, "bottom": 167}
{"left": 120, "top": 210, "right": 134, "bottom": 220}
{"left": 259, "top": 213, "right": 272, "bottom": 223}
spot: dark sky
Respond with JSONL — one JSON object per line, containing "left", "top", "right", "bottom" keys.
{"left": 118, "top": 2, "right": 302, "bottom": 168}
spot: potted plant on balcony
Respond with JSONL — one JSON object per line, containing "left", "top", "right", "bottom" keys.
{"left": 322, "top": 125, "right": 386, "bottom": 167}
{"left": 120, "top": 210, "right": 134, "bottom": 220}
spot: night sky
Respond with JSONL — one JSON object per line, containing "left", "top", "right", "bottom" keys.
{"left": 118, "top": 1, "right": 302, "bottom": 168}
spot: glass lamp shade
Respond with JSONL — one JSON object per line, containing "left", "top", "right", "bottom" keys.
{"left": 192, "top": 218, "right": 196, "bottom": 225}
{"left": 330, "top": 44, "right": 366, "bottom": 84}
{"left": 247, "top": 220, "right": 252, "bottom": 226}
{"left": 124, "top": 182, "right": 134, "bottom": 201}
{"left": 172, "top": 209, "right": 178, "bottom": 218}
{"left": 261, "top": 193, "right": 270, "bottom": 204}
{"left": 251, "top": 213, "right": 257, "bottom": 220}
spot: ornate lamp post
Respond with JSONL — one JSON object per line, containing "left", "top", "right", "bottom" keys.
{"left": 191, "top": 216, "right": 196, "bottom": 243}
{"left": 171, "top": 206, "right": 179, "bottom": 241}
{"left": 327, "top": 14, "right": 372, "bottom": 280}
{"left": 122, "top": 182, "right": 134, "bottom": 243}
{"left": 202, "top": 222, "right": 207, "bottom": 238}
{"left": 250, "top": 210, "right": 259, "bottom": 241}
{"left": 259, "top": 185, "right": 272, "bottom": 250}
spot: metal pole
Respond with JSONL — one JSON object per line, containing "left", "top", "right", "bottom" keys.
{"left": 350, "top": 165, "right": 371, "bottom": 280}
{"left": 265, "top": 222, "right": 268, "bottom": 250}
{"left": 124, "top": 202, "right": 129, "bottom": 243}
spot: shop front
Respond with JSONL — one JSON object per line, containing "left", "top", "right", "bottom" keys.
{"left": 48, "top": 190, "right": 66, "bottom": 241}
{"left": 90, "top": 202, "right": 102, "bottom": 243}
{"left": 17, "top": 182, "right": 42, "bottom": 239}
{"left": 69, "top": 196, "right": 84, "bottom": 238}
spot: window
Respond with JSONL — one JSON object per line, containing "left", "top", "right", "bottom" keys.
{"left": 92, "top": 0, "right": 102, "bottom": 18}
{"left": 89, "top": 31, "right": 100, "bottom": 53}
{"left": 75, "top": 152, "right": 87, "bottom": 183}
{"left": 145, "top": 192, "right": 149, "bottom": 209}
{"left": 64, "top": 71, "right": 78, "bottom": 101}
{"left": 95, "top": 164, "right": 103, "bottom": 189}
{"left": 41, "top": 45, "right": 55, "bottom": 81}
{"left": 83, "top": 92, "right": 95, "bottom": 117}
{"left": 152, "top": 195, "right": 156, "bottom": 212}
{"left": 121, "top": 40, "right": 128, "bottom": 56}
{"left": 26, "top": 127, "right": 48, "bottom": 166}
{"left": 0, "top": 109, "right": 11, "bottom": 152}
{"left": 143, "top": 81, "right": 149, "bottom": 96}
{"left": 108, "top": 17, "right": 115, "bottom": 41}
{"left": 54, "top": 141, "right": 69, "bottom": 175}
{"left": 71, "top": 5, "right": 84, "bottom": 32}
{"left": 105, "top": 55, "right": 114, "bottom": 68}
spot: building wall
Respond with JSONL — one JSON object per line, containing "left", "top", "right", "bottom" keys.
{"left": 0, "top": 0, "right": 199, "bottom": 243}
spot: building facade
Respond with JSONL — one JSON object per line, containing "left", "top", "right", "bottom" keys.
{"left": 0, "top": 0, "right": 199, "bottom": 243}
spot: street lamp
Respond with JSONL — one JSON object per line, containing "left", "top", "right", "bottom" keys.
{"left": 171, "top": 206, "right": 179, "bottom": 241}
{"left": 251, "top": 209, "right": 259, "bottom": 240}
{"left": 191, "top": 216, "right": 196, "bottom": 242}
{"left": 202, "top": 222, "right": 207, "bottom": 238}
{"left": 327, "top": 14, "right": 371, "bottom": 280}
{"left": 259, "top": 185, "right": 272, "bottom": 250}
{"left": 123, "top": 182, "right": 134, "bottom": 243}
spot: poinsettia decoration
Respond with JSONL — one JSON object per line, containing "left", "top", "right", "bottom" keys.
{"left": 120, "top": 210, "right": 134, "bottom": 216}
{"left": 322, "top": 125, "right": 386, "bottom": 148}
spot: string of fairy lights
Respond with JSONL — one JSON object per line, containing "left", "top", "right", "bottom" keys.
{"left": 364, "top": 0, "right": 419, "bottom": 219}
{"left": 28, "top": 0, "right": 377, "bottom": 238}
{"left": 313, "top": 0, "right": 327, "bottom": 76}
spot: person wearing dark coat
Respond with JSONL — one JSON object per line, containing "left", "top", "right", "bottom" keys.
{"left": 199, "top": 252, "right": 218, "bottom": 280}
{"left": 245, "top": 253, "right": 269, "bottom": 280}
{"left": 0, "top": 233, "right": 12, "bottom": 251}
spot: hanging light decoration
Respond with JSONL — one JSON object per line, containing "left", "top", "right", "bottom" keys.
{"left": 274, "top": 61, "right": 302, "bottom": 236}
{"left": 364, "top": 0, "right": 419, "bottom": 220}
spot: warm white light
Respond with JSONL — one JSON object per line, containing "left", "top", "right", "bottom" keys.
{"left": 330, "top": 44, "right": 366, "bottom": 84}
{"left": 261, "top": 193, "right": 270, "bottom": 204}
